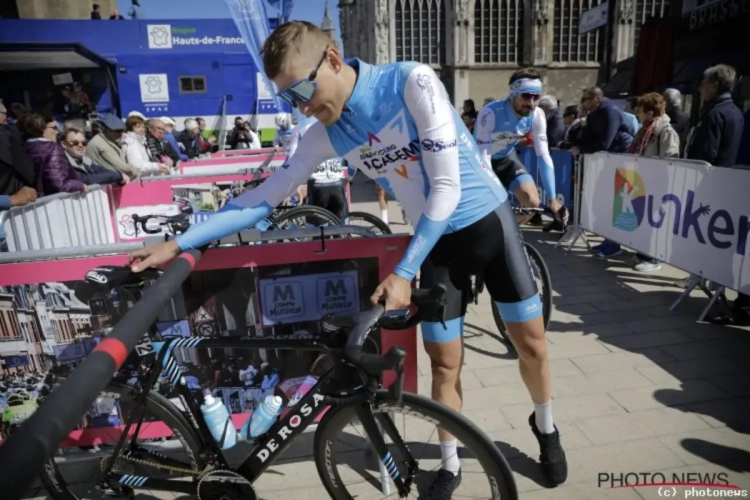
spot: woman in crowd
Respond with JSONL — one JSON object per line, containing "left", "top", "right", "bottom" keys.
{"left": 601, "top": 93, "right": 680, "bottom": 271}
{"left": 23, "top": 113, "right": 86, "bottom": 196}
{"left": 60, "top": 128, "right": 129, "bottom": 187}
{"left": 121, "top": 115, "right": 169, "bottom": 176}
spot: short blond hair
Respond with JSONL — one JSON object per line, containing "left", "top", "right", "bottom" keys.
{"left": 262, "top": 21, "right": 337, "bottom": 79}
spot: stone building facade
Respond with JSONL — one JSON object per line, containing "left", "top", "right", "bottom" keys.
{"left": 338, "top": 0, "right": 669, "bottom": 107}
{"left": 12, "top": 0, "right": 118, "bottom": 20}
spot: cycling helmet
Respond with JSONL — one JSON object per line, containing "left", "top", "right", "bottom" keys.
{"left": 275, "top": 113, "right": 290, "bottom": 129}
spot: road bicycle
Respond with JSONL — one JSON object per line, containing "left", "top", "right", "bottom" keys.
{"left": 40, "top": 266, "right": 518, "bottom": 499}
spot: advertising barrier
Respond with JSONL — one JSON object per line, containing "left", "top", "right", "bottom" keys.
{"left": 579, "top": 152, "right": 750, "bottom": 295}
{"left": 0, "top": 235, "right": 417, "bottom": 449}
{"left": 516, "top": 147, "right": 575, "bottom": 209}
{"left": 210, "top": 147, "right": 276, "bottom": 158}
{"left": 179, "top": 152, "right": 286, "bottom": 175}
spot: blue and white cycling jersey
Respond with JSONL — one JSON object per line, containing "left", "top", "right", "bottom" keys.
{"left": 176, "top": 59, "right": 508, "bottom": 281}
{"left": 474, "top": 100, "right": 556, "bottom": 200}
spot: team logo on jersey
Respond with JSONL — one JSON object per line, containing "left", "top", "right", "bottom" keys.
{"left": 420, "top": 139, "right": 457, "bottom": 153}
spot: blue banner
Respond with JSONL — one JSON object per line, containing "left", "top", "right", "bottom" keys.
{"left": 225, "top": 0, "right": 281, "bottom": 111}
{"left": 515, "top": 147, "right": 575, "bottom": 210}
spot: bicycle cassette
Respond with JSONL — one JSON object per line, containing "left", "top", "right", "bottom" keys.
{"left": 197, "top": 469, "right": 257, "bottom": 500}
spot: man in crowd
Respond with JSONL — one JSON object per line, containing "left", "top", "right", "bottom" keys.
{"left": 178, "top": 119, "right": 202, "bottom": 159}
{"left": 663, "top": 88, "right": 689, "bottom": 154}
{"left": 145, "top": 118, "right": 178, "bottom": 168}
{"left": 686, "top": 64, "right": 743, "bottom": 167}
{"left": 87, "top": 114, "right": 139, "bottom": 179}
{"left": 685, "top": 64, "right": 747, "bottom": 324}
{"left": 538, "top": 95, "right": 565, "bottom": 147}
{"left": 574, "top": 86, "right": 635, "bottom": 258}
{"left": 195, "top": 117, "right": 217, "bottom": 153}
{"left": 0, "top": 111, "right": 37, "bottom": 250}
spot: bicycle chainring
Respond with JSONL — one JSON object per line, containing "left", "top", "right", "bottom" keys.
{"left": 197, "top": 469, "right": 257, "bottom": 500}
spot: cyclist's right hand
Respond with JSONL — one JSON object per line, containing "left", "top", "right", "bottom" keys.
{"left": 128, "top": 240, "right": 181, "bottom": 272}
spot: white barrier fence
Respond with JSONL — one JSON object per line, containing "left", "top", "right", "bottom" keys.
{"left": 0, "top": 186, "right": 115, "bottom": 252}
{"left": 578, "top": 152, "right": 750, "bottom": 298}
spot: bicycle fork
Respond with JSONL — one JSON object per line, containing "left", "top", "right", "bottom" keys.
{"left": 355, "top": 404, "right": 418, "bottom": 498}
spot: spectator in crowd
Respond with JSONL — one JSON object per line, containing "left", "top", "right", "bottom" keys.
{"left": 461, "top": 112, "right": 475, "bottom": 134}
{"left": 87, "top": 114, "right": 138, "bottom": 179}
{"left": 128, "top": 110, "right": 146, "bottom": 120}
{"left": 463, "top": 99, "right": 478, "bottom": 124}
{"left": 604, "top": 93, "right": 681, "bottom": 265}
{"left": 145, "top": 118, "right": 177, "bottom": 168}
{"left": 686, "top": 64, "right": 744, "bottom": 166}
{"left": 128, "top": 0, "right": 144, "bottom": 19}
{"left": 663, "top": 88, "right": 689, "bottom": 154}
{"left": 574, "top": 86, "right": 634, "bottom": 155}
{"left": 121, "top": 115, "right": 169, "bottom": 176}
{"left": 483, "top": 97, "right": 495, "bottom": 106}
{"left": 538, "top": 95, "right": 565, "bottom": 146}
{"left": 91, "top": 4, "right": 101, "bottom": 19}
{"left": 0, "top": 114, "right": 37, "bottom": 249}
{"left": 161, "top": 117, "right": 188, "bottom": 161}
{"left": 178, "top": 119, "right": 202, "bottom": 159}
{"left": 623, "top": 96, "right": 642, "bottom": 135}
{"left": 738, "top": 108, "right": 750, "bottom": 165}
{"left": 195, "top": 117, "right": 217, "bottom": 153}
{"left": 558, "top": 105, "right": 582, "bottom": 148}
{"left": 60, "top": 128, "right": 128, "bottom": 187}
{"left": 229, "top": 118, "right": 261, "bottom": 150}
{"left": 23, "top": 113, "right": 86, "bottom": 196}
{"left": 109, "top": 8, "right": 125, "bottom": 20}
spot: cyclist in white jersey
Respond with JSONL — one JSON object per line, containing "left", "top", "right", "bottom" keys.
{"left": 289, "top": 118, "right": 348, "bottom": 221}
{"left": 129, "top": 21, "right": 567, "bottom": 494}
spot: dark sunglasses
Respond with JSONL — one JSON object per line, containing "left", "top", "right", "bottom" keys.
{"left": 67, "top": 140, "right": 87, "bottom": 146}
{"left": 276, "top": 48, "right": 329, "bottom": 108}
{"left": 520, "top": 93, "right": 541, "bottom": 102}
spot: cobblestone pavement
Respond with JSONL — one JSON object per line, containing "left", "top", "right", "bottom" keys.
{"left": 25, "top": 180, "right": 750, "bottom": 499}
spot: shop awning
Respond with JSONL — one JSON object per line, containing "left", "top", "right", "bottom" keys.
{"left": 0, "top": 42, "right": 113, "bottom": 71}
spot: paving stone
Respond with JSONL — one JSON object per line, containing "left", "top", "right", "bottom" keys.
{"left": 571, "top": 348, "right": 677, "bottom": 374}
{"left": 500, "top": 393, "right": 626, "bottom": 429}
{"left": 551, "top": 369, "right": 655, "bottom": 399}
{"left": 600, "top": 329, "right": 696, "bottom": 351}
{"left": 608, "top": 380, "right": 729, "bottom": 411}
{"left": 474, "top": 358, "right": 584, "bottom": 387}
{"left": 657, "top": 427, "right": 750, "bottom": 468}
{"left": 676, "top": 398, "right": 750, "bottom": 428}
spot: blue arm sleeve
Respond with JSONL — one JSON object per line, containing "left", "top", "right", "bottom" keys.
{"left": 174, "top": 201, "right": 274, "bottom": 250}
{"left": 0, "top": 195, "right": 11, "bottom": 210}
{"left": 537, "top": 156, "right": 556, "bottom": 201}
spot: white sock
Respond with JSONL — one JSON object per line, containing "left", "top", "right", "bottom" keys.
{"left": 439, "top": 439, "right": 460, "bottom": 475}
{"left": 380, "top": 209, "right": 389, "bottom": 225}
{"left": 534, "top": 401, "right": 555, "bottom": 434}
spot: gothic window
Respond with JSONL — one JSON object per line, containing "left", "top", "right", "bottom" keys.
{"left": 395, "top": 0, "right": 448, "bottom": 65}
{"left": 473, "top": 0, "right": 524, "bottom": 64}
{"left": 552, "top": 0, "right": 606, "bottom": 63}
{"left": 634, "top": 0, "right": 670, "bottom": 49}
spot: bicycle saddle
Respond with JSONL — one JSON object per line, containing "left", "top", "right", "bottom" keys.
{"left": 74, "top": 266, "right": 163, "bottom": 302}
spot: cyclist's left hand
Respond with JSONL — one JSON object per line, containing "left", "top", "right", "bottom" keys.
{"left": 548, "top": 199, "right": 569, "bottom": 224}
{"left": 371, "top": 273, "right": 412, "bottom": 310}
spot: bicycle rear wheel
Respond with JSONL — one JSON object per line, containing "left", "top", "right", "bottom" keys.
{"left": 492, "top": 241, "right": 552, "bottom": 346}
{"left": 345, "top": 211, "right": 392, "bottom": 236}
{"left": 40, "top": 382, "right": 206, "bottom": 500}
{"left": 313, "top": 391, "right": 517, "bottom": 499}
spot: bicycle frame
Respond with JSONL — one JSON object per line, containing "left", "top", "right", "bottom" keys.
{"left": 101, "top": 334, "right": 358, "bottom": 494}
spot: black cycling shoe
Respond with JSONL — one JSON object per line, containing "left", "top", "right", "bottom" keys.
{"left": 427, "top": 468, "right": 462, "bottom": 499}
{"left": 528, "top": 412, "right": 568, "bottom": 486}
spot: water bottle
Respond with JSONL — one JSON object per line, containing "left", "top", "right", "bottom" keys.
{"left": 200, "top": 391, "right": 237, "bottom": 450}
{"left": 240, "top": 395, "right": 283, "bottom": 440}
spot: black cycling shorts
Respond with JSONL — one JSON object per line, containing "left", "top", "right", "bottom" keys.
{"left": 491, "top": 150, "right": 535, "bottom": 193}
{"left": 307, "top": 181, "right": 348, "bottom": 222}
{"left": 419, "top": 200, "right": 541, "bottom": 342}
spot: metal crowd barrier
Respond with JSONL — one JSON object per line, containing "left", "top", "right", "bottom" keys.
{"left": 566, "top": 152, "right": 749, "bottom": 321}
{"left": 0, "top": 185, "right": 115, "bottom": 252}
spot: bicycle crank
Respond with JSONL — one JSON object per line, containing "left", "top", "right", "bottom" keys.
{"left": 197, "top": 469, "right": 257, "bottom": 500}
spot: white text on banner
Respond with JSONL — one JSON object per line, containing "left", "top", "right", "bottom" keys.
{"left": 579, "top": 153, "right": 750, "bottom": 294}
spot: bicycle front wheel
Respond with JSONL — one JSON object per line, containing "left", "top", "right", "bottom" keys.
{"left": 492, "top": 241, "right": 553, "bottom": 343}
{"left": 313, "top": 391, "right": 517, "bottom": 499}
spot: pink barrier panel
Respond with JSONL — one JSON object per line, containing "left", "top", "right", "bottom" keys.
{"left": 0, "top": 236, "right": 417, "bottom": 447}
{"left": 179, "top": 153, "right": 287, "bottom": 175}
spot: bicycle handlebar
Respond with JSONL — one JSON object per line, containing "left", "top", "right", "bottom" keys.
{"left": 326, "top": 285, "right": 447, "bottom": 376}
{"left": 0, "top": 249, "right": 203, "bottom": 499}
{"left": 512, "top": 206, "right": 545, "bottom": 215}
{"left": 132, "top": 214, "right": 191, "bottom": 235}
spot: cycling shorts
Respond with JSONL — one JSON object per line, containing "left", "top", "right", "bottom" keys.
{"left": 491, "top": 150, "right": 535, "bottom": 193}
{"left": 419, "top": 199, "right": 541, "bottom": 343}
{"left": 307, "top": 180, "right": 348, "bottom": 222}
